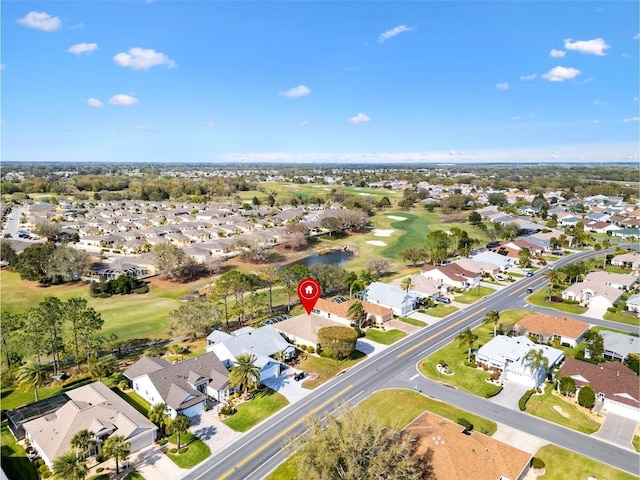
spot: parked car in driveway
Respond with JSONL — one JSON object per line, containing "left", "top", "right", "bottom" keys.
{"left": 434, "top": 295, "right": 451, "bottom": 304}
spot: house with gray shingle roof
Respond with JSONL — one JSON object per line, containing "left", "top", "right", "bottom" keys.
{"left": 124, "top": 352, "right": 232, "bottom": 418}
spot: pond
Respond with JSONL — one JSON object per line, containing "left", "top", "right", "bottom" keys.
{"left": 294, "top": 250, "right": 354, "bottom": 267}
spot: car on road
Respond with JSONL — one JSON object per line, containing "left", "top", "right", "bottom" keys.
{"left": 434, "top": 295, "right": 451, "bottom": 304}
{"left": 527, "top": 288, "right": 533, "bottom": 294}
{"left": 526, "top": 271, "right": 534, "bottom": 277}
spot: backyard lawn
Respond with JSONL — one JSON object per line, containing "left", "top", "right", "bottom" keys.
{"left": 535, "top": 445, "right": 637, "bottom": 480}
{"left": 398, "top": 316, "right": 427, "bottom": 327}
{"left": 527, "top": 288, "right": 587, "bottom": 315}
{"left": 453, "top": 286, "right": 496, "bottom": 304}
{"left": 422, "top": 304, "right": 458, "bottom": 318}
{"left": 223, "top": 389, "right": 288, "bottom": 432}
{"left": 299, "top": 351, "right": 366, "bottom": 389}
{"left": 1, "top": 422, "right": 37, "bottom": 480}
{"left": 603, "top": 309, "right": 640, "bottom": 327}
{"left": 166, "top": 432, "right": 211, "bottom": 468}
{"left": 525, "top": 384, "right": 601, "bottom": 434}
{"left": 365, "top": 328, "right": 406, "bottom": 345}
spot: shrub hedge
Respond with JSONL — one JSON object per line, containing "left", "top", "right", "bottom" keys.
{"left": 519, "top": 389, "right": 536, "bottom": 411}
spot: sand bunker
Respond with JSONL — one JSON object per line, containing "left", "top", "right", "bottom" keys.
{"left": 372, "top": 229, "right": 395, "bottom": 237}
{"left": 366, "top": 240, "right": 387, "bottom": 247}
{"left": 552, "top": 405, "right": 570, "bottom": 418}
{"left": 387, "top": 215, "right": 407, "bottom": 221}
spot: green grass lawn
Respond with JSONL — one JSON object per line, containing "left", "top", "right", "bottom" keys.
{"left": 633, "top": 435, "right": 639, "bottom": 453}
{"left": 124, "top": 472, "right": 145, "bottom": 480}
{"left": 527, "top": 288, "right": 587, "bottom": 315}
{"left": 603, "top": 310, "right": 640, "bottom": 326}
{"left": 1, "top": 374, "right": 98, "bottom": 411}
{"left": 0, "top": 270, "right": 206, "bottom": 343}
{"left": 1, "top": 422, "right": 38, "bottom": 480}
{"left": 113, "top": 387, "right": 151, "bottom": 416}
{"left": 423, "top": 304, "right": 459, "bottom": 317}
{"left": 166, "top": 432, "right": 211, "bottom": 468}
{"left": 299, "top": 351, "right": 366, "bottom": 389}
{"left": 365, "top": 328, "right": 406, "bottom": 345}
{"left": 224, "top": 389, "right": 288, "bottom": 432}
{"left": 535, "top": 444, "right": 638, "bottom": 480}
{"left": 420, "top": 311, "right": 532, "bottom": 398}
{"left": 397, "top": 316, "right": 427, "bottom": 327}
{"left": 265, "top": 389, "right": 497, "bottom": 480}
{"left": 525, "top": 384, "right": 601, "bottom": 434}
{"left": 453, "top": 286, "right": 496, "bottom": 304}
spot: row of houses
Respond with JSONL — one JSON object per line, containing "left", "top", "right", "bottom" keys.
{"left": 561, "top": 268, "right": 639, "bottom": 311}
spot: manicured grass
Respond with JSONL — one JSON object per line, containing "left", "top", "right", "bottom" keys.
{"left": 299, "top": 351, "right": 366, "bottom": 389}
{"left": 0, "top": 270, "right": 207, "bottom": 343}
{"left": 633, "top": 435, "right": 639, "bottom": 453}
{"left": 166, "top": 432, "right": 211, "bottom": 468}
{"left": 535, "top": 444, "right": 638, "bottom": 480}
{"left": 224, "top": 389, "right": 288, "bottom": 432}
{"left": 397, "top": 316, "right": 427, "bottom": 327}
{"left": 124, "top": 472, "right": 145, "bottom": 480}
{"left": 603, "top": 310, "right": 640, "bottom": 326}
{"left": 453, "top": 286, "right": 496, "bottom": 304}
{"left": 266, "top": 388, "right": 497, "bottom": 480}
{"left": 113, "top": 387, "right": 151, "bottom": 416}
{"left": 365, "top": 328, "right": 406, "bottom": 345}
{"left": 1, "top": 422, "right": 38, "bottom": 480}
{"left": 527, "top": 288, "right": 587, "bottom": 315}
{"left": 1, "top": 374, "right": 97, "bottom": 411}
{"left": 525, "top": 384, "right": 601, "bottom": 434}
{"left": 423, "top": 304, "right": 459, "bottom": 317}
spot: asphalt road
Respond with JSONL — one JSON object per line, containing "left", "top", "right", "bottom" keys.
{"left": 183, "top": 247, "right": 640, "bottom": 480}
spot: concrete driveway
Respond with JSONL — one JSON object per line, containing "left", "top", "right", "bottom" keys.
{"left": 584, "top": 302, "right": 608, "bottom": 320}
{"left": 489, "top": 380, "right": 532, "bottom": 410}
{"left": 262, "top": 368, "right": 313, "bottom": 403}
{"left": 593, "top": 413, "right": 638, "bottom": 450}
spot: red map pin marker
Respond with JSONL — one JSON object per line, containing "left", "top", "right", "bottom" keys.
{"left": 297, "top": 277, "right": 322, "bottom": 315}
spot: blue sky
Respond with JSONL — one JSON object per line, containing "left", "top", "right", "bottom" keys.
{"left": 2, "top": 1, "right": 639, "bottom": 163}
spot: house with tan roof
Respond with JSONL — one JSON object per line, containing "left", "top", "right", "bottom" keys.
{"left": 124, "top": 352, "right": 232, "bottom": 418}
{"left": 421, "top": 263, "right": 481, "bottom": 290}
{"left": 584, "top": 271, "right": 638, "bottom": 291}
{"left": 21, "top": 382, "right": 157, "bottom": 467}
{"left": 391, "top": 274, "right": 447, "bottom": 299}
{"left": 611, "top": 252, "right": 640, "bottom": 271}
{"left": 311, "top": 297, "right": 393, "bottom": 326}
{"left": 562, "top": 280, "right": 624, "bottom": 309}
{"left": 274, "top": 313, "right": 345, "bottom": 350}
{"left": 406, "top": 411, "right": 532, "bottom": 480}
{"left": 558, "top": 358, "right": 640, "bottom": 421}
{"left": 515, "top": 313, "right": 589, "bottom": 348}
{"left": 453, "top": 258, "right": 500, "bottom": 276}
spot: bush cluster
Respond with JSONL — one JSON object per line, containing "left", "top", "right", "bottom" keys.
{"left": 485, "top": 386, "right": 503, "bottom": 398}
{"left": 519, "top": 389, "right": 536, "bottom": 411}
{"left": 90, "top": 274, "right": 149, "bottom": 297}
{"left": 532, "top": 457, "right": 546, "bottom": 469}
{"left": 457, "top": 418, "right": 473, "bottom": 431}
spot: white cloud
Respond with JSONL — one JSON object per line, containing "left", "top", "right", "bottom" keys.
{"left": 496, "top": 82, "right": 509, "bottom": 90}
{"left": 18, "top": 11, "right": 61, "bottom": 31}
{"left": 131, "top": 125, "right": 156, "bottom": 131}
{"left": 378, "top": 25, "right": 414, "bottom": 43}
{"left": 67, "top": 42, "right": 98, "bottom": 55}
{"left": 564, "top": 38, "right": 610, "bottom": 56}
{"left": 623, "top": 117, "right": 640, "bottom": 122}
{"left": 71, "top": 22, "right": 84, "bottom": 30}
{"left": 634, "top": 33, "right": 640, "bottom": 40}
{"left": 108, "top": 94, "right": 139, "bottom": 106}
{"left": 542, "top": 66, "right": 581, "bottom": 82}
{"left": 347, "top": 113, "right": 371, "bottom": 124}
{"left": 0, "top": 64, "right": 5, "bottom": 70}
{"left": 279, "top": 85, "right": 311, "bottom": 98}
{"left": 550, "top": 49, "right": 566, "bottom": 58}
{"left": 113, "top": 47, "right": 176, "bottom": 70}
{"left": 511, "top": 115, "right": 522, "bottom": 121}
{"left": 520, "top": 73, "right": 537, "bottom": 81}
{"left": 298, "top": 120, "right": 309, "bottom": 126}
{"left": 204, "top": 121, "right": 216, "bottom": 127}
{"left": 86, "top": 98, "right": 103, "bottom": 107}
{"left": 592, "top": 119, "right": 602, "bottom": 124}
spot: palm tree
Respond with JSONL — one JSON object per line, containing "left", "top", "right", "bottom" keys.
{"left": 483, "top": 310, "right": 500, "bottom": 337}
{"left": 52, "top": 451, "right": 87, "bottom": 480}
{"left": 102, "top": 435, "right": 130, "bottom": 477}
{"left": 400, "top": 277, "right": 414, "bottom": 316}
{"left": 522, "top": 348, "right": 549, "bottom": 388}
{"left": 167, "top": 414, "right": 191, "bottom": 450}
{"left": 17, "top": 361, "right": 46, "bottom": 402}
{"left": 229, "top": 352, "right": 261, "bottom": 397}
{"left": 457, "top": 328, "right": 478, "bottom": 364}
{"left": 149, "top": 403, "right": 170, "bottom": 439}
{"left": 545, "top": 269, "right": 565, "bottom": 301}
{"left": 347, "top": 300, "right": 365, "bottom": 328}
{"left": 70, "top": 429, "right": 95, "bottom": 461}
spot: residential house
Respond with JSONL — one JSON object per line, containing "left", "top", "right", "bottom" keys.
{"left": 274, "top": 313, "right": 346, "bottom": 350}
{"left": 21, "top": 382, "right": 157, "bottom": 467}
{"left": 124, "top": 353, "right": 232, "bottom": 418}
{"left": 206, "top": 326, "right": 295, "bottom": 382}
{"left": 358, "top": 281, "right": 421, "bottom": 316}
{"left": 599, "top": 331, "right": 640, "bottom": 363}
{"left": 469, "top": 250, "right": 516, "bottom": 271}
{"left": 515, "top": 313, "right": 589, "bottom": 348}
{"left": 558, "top": 358, "right": 640, "bottom": 421}
{"left": 584, "top": 271, "right": 638, "bottom": 291}
{"left": 311, "top": 297, "right": 393, "bottom": 326}
{"left": 406, "top": 412, "right": 532, "bottom": 480}
{"left": 421, "top": 263, "right": 481, "bottom": 290}
{"left": 626, "top": 294, "right": 640, "bottom": 313}
{"left": 562, "top": 281, "right": 623, "bottom": 309}
{"left": 390, "top": 274, "right": 447, "bottom": 299}
{"left": 476, "top": 335, "right": 564, "bottom": 387}
{"left": 612, "top": 228, "right": 640, "bottom": 240}
{"left": 453, "top": 258, "right": 501, "bottom": 277}
{"left": 611, "top": 253, "right": 640, "bottom": 271}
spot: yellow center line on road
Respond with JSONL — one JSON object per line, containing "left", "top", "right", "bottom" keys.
{"left": 397, "top": 308, "right": 486, "bottom": 358}
{"left": 509, "top": 282, "right": 534, "bottom": 296}
{"left": 218, "top": 384, "right": 354, "bottom": 480}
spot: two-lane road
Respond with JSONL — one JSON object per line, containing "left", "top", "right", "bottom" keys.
{"left": 184, "top": 248, "right": 640, "bottom": 480}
